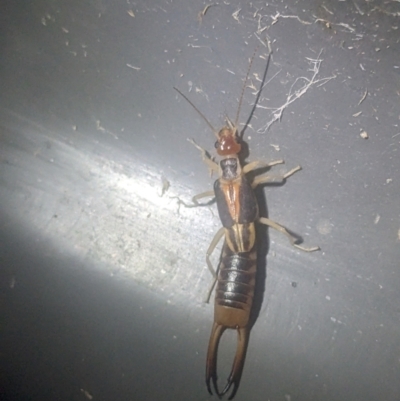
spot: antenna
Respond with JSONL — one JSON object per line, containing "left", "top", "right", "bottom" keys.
{"left": 173, "top": 87, "right": 218, "bottom": 137}
{"left": 234, "top": 46, "right": 259, "bottom": 130}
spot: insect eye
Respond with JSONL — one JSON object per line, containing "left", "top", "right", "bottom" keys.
{"left": 214, "top": 141, "right": 219, "bottom": 149}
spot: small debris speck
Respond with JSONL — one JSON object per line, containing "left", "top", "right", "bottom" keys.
{"left": 80, "top": 389, "right": 93, "bottom": 400}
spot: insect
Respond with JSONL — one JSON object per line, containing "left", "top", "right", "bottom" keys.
{"left": 174, "top": 50, "right": 319, "bottom": 399}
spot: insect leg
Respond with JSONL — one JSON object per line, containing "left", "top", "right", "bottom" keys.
{"left": 192, "top": 190, "right": 215, "bottom": 205}
{"left": 174, "top": 190, "right": 215, "bottom": 209}
{"left": 188, "top": 138, "right": 219, "bottom": 173}
{"left": 252, "top": 165, "right": 302, "bottom": 188}
{"left": 205, "top": 227, "right": 225, "bottom": 303}
{"left": 206, "top": 227, "right": 225, "bottom": 277}
{"left": 242, "top": 159, "right": 284, "bottom": 174}
{"left": 258, "top": 217, "right": 320, "bottom": 252}
{"left": 282, "top": 165, "right": 302, "bottom": 179}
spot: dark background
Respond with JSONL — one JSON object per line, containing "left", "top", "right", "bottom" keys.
{"left": 1, "top": 1, "right": 399, "bottom": 400}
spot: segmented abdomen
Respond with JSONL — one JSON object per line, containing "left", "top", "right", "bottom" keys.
{"left": 215, "top": 241, "right": 257, "bottom": 327}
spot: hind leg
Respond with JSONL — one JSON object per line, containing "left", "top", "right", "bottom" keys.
{"left": 259, "top": 217, "right": 319, "bottom": 252}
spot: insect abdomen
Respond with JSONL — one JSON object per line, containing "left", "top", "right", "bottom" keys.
{"left": 214, "top": 242, "right": 257, "bottom": 328}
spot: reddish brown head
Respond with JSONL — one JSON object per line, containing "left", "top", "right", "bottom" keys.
{"left": 215, "top": 127, "right": 241, "bottom": 156}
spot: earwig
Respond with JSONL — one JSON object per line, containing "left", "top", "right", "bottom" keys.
{"left": 174, "top": 50, "right": 319, "bottom": 399}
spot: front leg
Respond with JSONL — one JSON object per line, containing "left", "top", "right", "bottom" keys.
{"left": 188, "top": 138, "right": 219, "bottom": 174}
{"left": 176, "top": 139, "right": 217, "bottom": 208}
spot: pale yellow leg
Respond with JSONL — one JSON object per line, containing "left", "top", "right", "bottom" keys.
{"left": 204, "top": 227, "right": 225, "bottom": 303}
{"left": 243, "top": 159, "right": 284, "bottom": 174}
{"left": 205, "top": 279, "right": 218, "bottom": 304}
{"left": 192, "top": 190, "right": 215, "bottom": 205}
{"left": 282, "top": 165, "right": 302, "bottom": 179}
{"left": 188, "top": 138, "right": 219, "bottom": 173}
{"left": 258, "top": 216, "right": 320, "bottom": 252}
{"left": 174, "top": 189, "right": 215, "bottom": 208}
{"left": 206, "top": 227, "right": 225, "bottom": 277}
{"left": 252, "top": 165, "right": 302, "bottom": 188}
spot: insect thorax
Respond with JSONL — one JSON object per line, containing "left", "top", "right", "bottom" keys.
{"left": 220, "top": 157, "right": 240, "bottom": 180}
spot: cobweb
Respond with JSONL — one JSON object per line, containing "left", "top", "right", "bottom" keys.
{"left": 256, "top": 50, "right": 336, "bottom": 133}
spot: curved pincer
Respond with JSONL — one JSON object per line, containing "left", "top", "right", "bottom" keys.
{"left": 206, "top": 324, "right": 250, "bottom": 399}
{"left": 206, "top": 322, "right": 226, "bottom": 397}
{"left": 220, "top": 327, "right": 250, "bottom": 400}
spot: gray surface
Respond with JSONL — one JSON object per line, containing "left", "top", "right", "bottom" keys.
{"left": 1, "top": 1, "right": 400, "bottom": 400}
